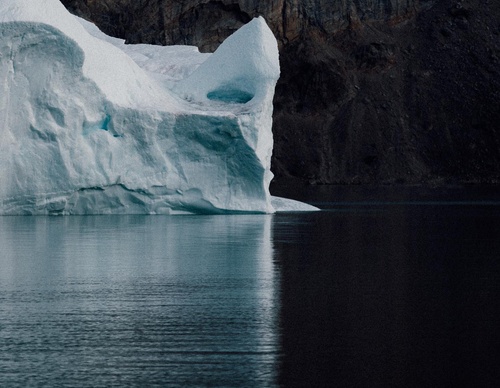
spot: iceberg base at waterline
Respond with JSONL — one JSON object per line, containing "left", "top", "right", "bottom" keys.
{"left": 0, "top": 0, "right": 318, "bottom": 214}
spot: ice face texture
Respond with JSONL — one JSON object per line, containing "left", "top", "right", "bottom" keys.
{"left": 0, "top": 0, "right": 318, "bottom": 214}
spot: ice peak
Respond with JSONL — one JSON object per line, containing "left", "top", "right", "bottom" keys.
{"left": 174, "top": 16, "right": 280, "bottom": 104}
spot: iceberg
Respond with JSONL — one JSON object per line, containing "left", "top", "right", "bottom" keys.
{"left": 0, "top": 0, "right": 318, "bottom": 214}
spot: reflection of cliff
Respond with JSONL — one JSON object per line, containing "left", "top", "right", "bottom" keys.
{"left": 62, "top": 0, "right": 500, "bottom": 184}
{"left": 271, "top": 193, "right": 414, "bottom": 386}
{"left": 271, "top": 188, "right": 500, "bottom": 386}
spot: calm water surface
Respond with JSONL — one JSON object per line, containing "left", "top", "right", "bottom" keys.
{"left": 1, "top": 186, "right": 500, "bottom": 387}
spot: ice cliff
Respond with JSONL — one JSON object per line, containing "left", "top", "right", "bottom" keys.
{"left": 0, "top": 0, "right": 317, "bottom": 214}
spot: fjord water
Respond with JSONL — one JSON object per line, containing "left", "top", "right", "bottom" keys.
{"left": 1, "top": 186, "right": 500, "bottom": 387}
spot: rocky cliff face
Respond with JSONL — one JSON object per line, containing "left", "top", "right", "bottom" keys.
{"left": 61, "top": 1, "right": 419, "bottom": 50}
{"left": 62, "top": 0, "right": 420, "bottom": 51}
{"left": 62, "top": 0, "right": 500, "bottom": 184}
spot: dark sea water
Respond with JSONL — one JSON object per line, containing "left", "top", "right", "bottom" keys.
{"left": 1, "top": 186, "right": 500, "bottom": 387}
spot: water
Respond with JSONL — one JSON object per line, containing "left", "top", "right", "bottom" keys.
{"left": 1, "top": 186, "right": 500, "bottom": 387}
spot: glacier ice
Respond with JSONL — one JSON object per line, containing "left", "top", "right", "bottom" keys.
{"left": 0, "top": 0, "right": 318, "bottom": 214}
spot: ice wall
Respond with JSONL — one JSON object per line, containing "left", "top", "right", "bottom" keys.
{"left": 0, "top": 0, "right": 317, "bottom": 215}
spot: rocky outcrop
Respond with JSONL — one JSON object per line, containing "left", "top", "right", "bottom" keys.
{"left": 62, "top": 0, "right": 500, "bottom": 184}
{"left": 62, "top": 1, "right": 419, "bottom": 50}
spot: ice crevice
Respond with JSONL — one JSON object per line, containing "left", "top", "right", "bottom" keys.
{"left": 0, "top": 0, "right": 318, "bottom": 214}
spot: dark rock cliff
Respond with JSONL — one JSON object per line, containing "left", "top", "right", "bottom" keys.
{"left": 62, "top": 0, "right": 500, "bottom": 184}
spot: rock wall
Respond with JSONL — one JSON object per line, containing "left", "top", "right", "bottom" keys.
{"left": 62, "top": 0, "right": 500, "bottom": 184}
{"left": 61, "top": 0, "right": 419, "bottom": 50}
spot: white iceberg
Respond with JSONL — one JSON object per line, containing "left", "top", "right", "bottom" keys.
{"left": 0, "top": 0, "right": 318, "bottom": 214}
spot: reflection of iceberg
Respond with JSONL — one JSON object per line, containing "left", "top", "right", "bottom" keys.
{"left": 0, "top": 0, "right": 317, "bottom": 215}
{"left": 0, "top": 214, "right": 280, "bottom": 385}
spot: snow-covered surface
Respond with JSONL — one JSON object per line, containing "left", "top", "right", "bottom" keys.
{"left": 271, "top": 196, "right": 319, "bottom": 212}
{"left": 78, "top": 17, "right": 210, "bottom": 86}
{"left": 0, "top": 0, "right": 318, "bottom": 214}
